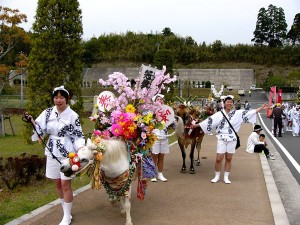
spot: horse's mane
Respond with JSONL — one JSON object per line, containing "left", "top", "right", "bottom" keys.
{"left": 100, "top": 138, "right": 128, "bottom": 163}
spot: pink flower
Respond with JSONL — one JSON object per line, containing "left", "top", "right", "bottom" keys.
{"left": 111, "top": 124, "right": 123, "bottom": 136}
{"left": 93, "top": 130, "right": 101, "bottom": 136}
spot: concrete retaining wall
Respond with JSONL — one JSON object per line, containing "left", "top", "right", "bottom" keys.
{"left": 83, "top": 68, "right": 255, "bottom": 90}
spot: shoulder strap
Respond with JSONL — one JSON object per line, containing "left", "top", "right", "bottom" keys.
{"left": 220, "top": 110, "right": 238, "bottom": 138}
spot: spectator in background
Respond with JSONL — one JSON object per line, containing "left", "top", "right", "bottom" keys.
{"left": 244, "top": 100, "right": 251, "bottom": 110}
{"left": 235, "top": 99, "right": 241, "bottom": 110}
{"left": 216, "top": 100, "right": 222, "bottom": 112}
{"left": 271, "top": 103, "right": 285, "bottom": 137}
{"left": 246, "top": 125, "right": 275, "bottom": 160}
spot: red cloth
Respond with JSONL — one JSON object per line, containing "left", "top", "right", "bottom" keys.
{"left": 137, "top": 162, "right": 148, "bottom": 200}
{"left": 277, "top": 89, "right": 282, "bottom": 103}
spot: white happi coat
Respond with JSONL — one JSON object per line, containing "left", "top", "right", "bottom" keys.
{"left": 200, "top": 109, "right": 257, "bottom": 142}
{"left": 291, "top": 108, "right": 300, "bottom": 135}
{"left": 31, "top": 106, "right": 85, "bottom": 158}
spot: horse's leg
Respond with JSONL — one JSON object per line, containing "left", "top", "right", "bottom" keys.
{"left": 178, "top": 140, "right": 187, "bottom": 173}
{"left": 189, "top": 140, "right": 197, "bottom": 174}
{"left": 120, "top": 195, "right": 132, "bottom": 225}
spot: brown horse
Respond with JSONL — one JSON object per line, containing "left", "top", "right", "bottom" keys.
{"left": 175, "top": 106, "right": 205, "bottom": 174}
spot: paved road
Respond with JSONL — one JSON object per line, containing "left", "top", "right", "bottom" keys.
{"left": 7, "top": 125, "right": 282, "bottom": 225}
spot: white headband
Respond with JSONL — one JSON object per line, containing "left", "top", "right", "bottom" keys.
{"left": 53, "top": 85, "right": 69, "bottom": 96}
{"left": 152, "top": 94, "right": 164, "bottom": 102}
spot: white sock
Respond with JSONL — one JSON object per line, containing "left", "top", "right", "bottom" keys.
{"left": 211, "top": 171, "right": 220, "bottom": 183}
{"left": 59, "top": 202, "right": 72, "bottom": 225}
{"left": 224, "top": 172, "right": 231, "bottom": 184}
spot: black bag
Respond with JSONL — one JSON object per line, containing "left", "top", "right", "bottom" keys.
{"left": 235, "top": 135, "right": 241, "bottom": 149}
{"left": 221, "top": 111, "right": 241, "bottom": 150}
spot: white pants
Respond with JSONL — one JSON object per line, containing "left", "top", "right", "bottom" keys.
{"left": 46, "top": 156, "right": 72, "bottom": 180}
{"left": 216, "top": 140, "right": 236, "bottom": 154}
{"left": 151, "top": 139, "right": 169, "bottom": 154}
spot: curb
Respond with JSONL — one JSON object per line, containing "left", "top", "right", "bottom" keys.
{"left": 258, "top": 114, "right": 290, "bottom": 225}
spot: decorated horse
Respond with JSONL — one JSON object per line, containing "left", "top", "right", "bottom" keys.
{"left": 61, "top": 65, "right": 177, "bottom": 225}
{"left": 61, "top": 137, "right": 138, "bottom": 225}
{"left": 174, "top": 97, "right": 206, "bottom": 174}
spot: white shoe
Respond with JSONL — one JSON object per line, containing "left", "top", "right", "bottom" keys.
{"left": 269, "top": 153, "right": 274, "bottom": 157}
{"left": 59, "top": 219, "right": 71, "bottom": 225}
{"left": 157, "top": 174, "right": 167, "bottom": 182}
{"left": 268, "top": 155, "right": 275, "bottom": 160}
{"left": 211, "top": 176, "right": 220, "bottom": 183}
{"left": 151, "top": 177, "right": 157, "bottom": 182}
{"left": 223, "top": 177, "right": 231, "bottom": 184}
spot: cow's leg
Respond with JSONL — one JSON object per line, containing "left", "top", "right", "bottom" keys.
{"left": 178, "top": 140, "right": 187, "bottom": 173}
{"left": 189, "top": 140, "right": 196, "bottom": 174}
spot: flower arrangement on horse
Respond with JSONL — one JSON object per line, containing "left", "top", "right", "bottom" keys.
{"left": 89, "top": 66, "right": 176, "bottom": 151}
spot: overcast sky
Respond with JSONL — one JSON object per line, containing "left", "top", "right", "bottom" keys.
{"left": 2, "top": 0, "right": 299, "bottom": 45}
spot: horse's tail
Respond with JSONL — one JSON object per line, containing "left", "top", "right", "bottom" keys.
{"left": 175, "top": 116, "right": 185, "bottom": 139}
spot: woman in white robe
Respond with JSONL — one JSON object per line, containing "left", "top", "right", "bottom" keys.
{"left": 31, "top": 86, "right": 85, "bottom": 225}
{"left": 194, "top": 96, "right": 270, "bottom": 184}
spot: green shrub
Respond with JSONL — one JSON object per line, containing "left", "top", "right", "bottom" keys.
{"left": 0, "top": 153, "right": 46, "bottom": 191}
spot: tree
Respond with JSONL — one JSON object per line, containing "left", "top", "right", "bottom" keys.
{"left": 26, "top": 0, "right": 84, "bottom": 140}
{"left": 252, "top": 7, "right": 269, "bottom": 46}
{"left": 252, "top": 4, "right": 287, "bottom": 47}
{"left": 0, "top": 6, "right": 29, "bottom": 60}
{"left": 162, "top": 27, "right": 174, "bottom": 37}
{"left": 287, "top": 13, "right": 300, "bottom": 46}
{"left": 0, "top": 6, "right": 29, "bottom": 136}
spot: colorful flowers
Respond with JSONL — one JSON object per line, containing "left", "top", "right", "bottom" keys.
{"left": 90, "top": 66, "right": 176, "bottom": 152}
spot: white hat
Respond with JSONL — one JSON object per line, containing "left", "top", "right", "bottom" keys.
{"left": 53, "top": 85, "right": 69, "bottom": 96}
{"left": 152, "top": 94, "right": 164, "bottom": 102}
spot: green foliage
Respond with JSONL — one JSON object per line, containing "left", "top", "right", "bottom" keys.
{"left": 0, "top": 154, "right": 46, "bottom": 190}
{"left": 26, "top": 0, "right": 84, "bottom": 141}
{"left": 82, "top": 31, "right": 300, "bottom": 67}
{"left": 263, "top": 74, "right": 287, "bottom": 90}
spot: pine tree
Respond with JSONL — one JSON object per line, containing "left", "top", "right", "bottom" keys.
{"left": 26, "top": 0, "right": 83, "bottom": 141}
{"left": 252, "top": 4, "right": 287, "bottom": 47}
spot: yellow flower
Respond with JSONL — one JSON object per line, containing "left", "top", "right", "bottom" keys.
{"left": 125, "top": 104, "right": 136, "bottom": 113}
{"left": 143, "top": 112, "right": 153, "bottom": 124}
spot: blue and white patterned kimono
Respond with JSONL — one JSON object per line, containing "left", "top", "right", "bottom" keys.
{"left": 199, "top": 109, "right": 257, "bottom": 142}
{"left": 31, "top": 106, "right": 85, "bottom": 158}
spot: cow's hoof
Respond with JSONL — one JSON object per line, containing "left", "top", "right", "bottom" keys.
{"left": 181, "top": 168, "right": 186, "bottom": 173}
{"left": 189, "top": 168, "right": 195, "bottom": 174}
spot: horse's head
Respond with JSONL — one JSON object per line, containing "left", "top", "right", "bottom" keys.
{"left": 60, "top": 138, "right": 96, "bottom": 177}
